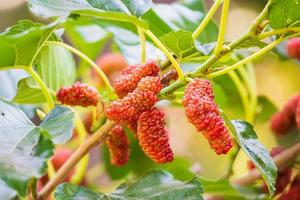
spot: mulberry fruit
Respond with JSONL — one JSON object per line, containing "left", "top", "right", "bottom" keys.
{"left": 106, "top": 76, "right": 162, "bottom": 123}
{"left": 57, "top": 81, "right": 99, "bottom": 107}
{"left": 106, "top": 125, "right": 130, "bottom": 166}
{"left": 280, "top": 174, "right": 300, "bottom": 200}
{"left": 113, "top": 60, "right": 160, "bottom": 98}
{"left": 137, "top": 108, "right": 173, "bottom": 163}
{"left": 270, "top": 94, "right": 300, "bottom": 135}
{"left": 287, "top": 38, "right": 300, "bottom": 60}
{"left": 183, "top": 78, "right": 233, "bottom": 155}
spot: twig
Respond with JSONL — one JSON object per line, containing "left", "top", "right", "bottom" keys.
{"left": 37, "top": 120, "right": 116, "bottom": 200}
{"left": 232, "top": 142, "right": 300, "bottom": 185}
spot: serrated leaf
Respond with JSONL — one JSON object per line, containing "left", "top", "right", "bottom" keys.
{"left": 87, "top": 0, "right": 152, "bottom": 16}
{"left": 0, "top": 20, "right": 59, "bottom": 67}
{"left": 229, "top": 120, "right": 277, "bottom": 196}
{"left": 0, "top": 99, "right": 54, "bottom": 196}
{"left": 40, "top": 105, "right": 75, "bottom": 144}
{"left": 160, "top": 30, "right": 198, "bottom": 59}
{"left": 12, "top": 77, "right": 45, "bottom": 104}
{"left": 55, "top": 170, "right": 203, "bottom": 200}
{"left": 37, "top": 45, "right": 76, "bottom": 92}
{"left": 255, "top": 96, "right": 278, "bottom": 123}
{"left": 268, "top": 0, "right": 300, "bottom": 29}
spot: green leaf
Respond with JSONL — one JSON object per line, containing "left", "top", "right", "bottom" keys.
{"left": 55, "top": 170, "right": 203, "bottom": 200}
{"left": 160, "top": 30, "right": 198, "bottom": 59}
{"left": 0, "top": 180, "right": 17, "bottom": 200}
{"left": 268, "top": 0, "right": 300, "bottom": 29}
{"left": 87, "top": 0, "right": 152, "bottom": 16}
{"left": 200, "top": 178, "right": 266, "bottom": 200}
{"left": 37, "top": 45, "right": 76, "bottom": 92}
{"left": 153, "top": 3, "right": 218, "bottom": 43}
{"left": 40, "top": 105, "right": 75, "bottom": 144}
{"left": 0, "top": 99, "right": 54, "bottom": 196}
{"left": 229, "top": 120, "right": 277, "bottom": 196}
{"left": 12, "top": 77, "right": 45, "bottom": 104}
{"left": 255, "top": 96, "right": 278, "bottom": 123}
{"left": 0, "top": 20, "right": 58, "bottom": 67}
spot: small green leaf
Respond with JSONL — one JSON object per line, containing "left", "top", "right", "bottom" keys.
{"left": 160, "top": 30, "right": 198, "bottom": 59}
{"left": 229, "top": 120, "right": 277, "bottom": 196}
{"left": 0, "top": 99, "right": 54, "bottom": 196}
{"left": 268, "top": 0, "right": 300, "bottom": 29}
{"left": 55, "top": 170, "right": 203, "bottom": 200}
{"left": 12, "top": 77, "right": 45, "bottom": 104}
{"left": 255, "top": 96, "right": 278, "bottom": 123}
{"left": 37, "top": 45, "right": 76, "bottom": 92}
{"left": 40, "top": 105, "right": 75, "bottom": 144}
{"left": 0, "top": 20, "right": 58, "bottom": 67}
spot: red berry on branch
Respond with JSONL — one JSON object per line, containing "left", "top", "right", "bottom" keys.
{"left": 287, "top": 38, "right": 300, "bottom": 59}
{"left": 106, "top": 125, "right": 130, "bottom": 166}
{"left": 137, "top": 108, "right": 174, "bottom": 163}
{"left": 57, "top": 81, "right": 100, "bottom": 107}
{"left": 270, "top": 94, "right": 300, "bottom": 135}
{"left": 183, "top": 78, "right": 233, "bottom": 155}
{"left": 113, "top": 60, "right": 160, "bottom": 98}
{"left": 279, "top": 174, "right": 300, "bottom": 200}
{"left": 106, "top": 76, "right": 162, "bottom": 123}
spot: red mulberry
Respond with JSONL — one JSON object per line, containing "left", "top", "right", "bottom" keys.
{"left": 287, "top": 38, "right": 300, "bottom": 60}
{"left": 113, "top": 60, "right": 160, "bottom": 98}
{"left": 106, "top": 125, "right": 130, "bottom": 166}
{"left": 137, "top": 108, "right": 173, "bottom": 163}
{"left": 183, "top": 78, "right": 233, "bottom": 155}
{"left": 106, "top": 76, "right": 162, "bottom": 123}
{"left": 57, "top": 81, "right": 99, "bottom": 107}
{"left": 270, "top": 94, "right": 300, "bottom": 135}
{"left": 280, "top": 174, "right": 300, "bottom": 200}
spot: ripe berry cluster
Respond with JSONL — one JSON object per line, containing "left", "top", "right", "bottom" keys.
{"left": 183, "top": 78, "right": 233, "bottom": 155}
{"left": 270, "top": 94, "right": 300, "bottom": 135}
{"left": 106, "top": 61, "right": 174, "bottom": 164}
{"left": 57, "top": 81, "right": 100, "bottom": 107}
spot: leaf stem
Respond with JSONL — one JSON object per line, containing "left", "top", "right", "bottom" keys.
{"left": 144, "top": 29, "right": 185, "bottom": 81}
{"left": 214, "top": 0, "right": 230, "bottom": 55}
{"left": 192, "top": 0, "right": 223, "bottom": 40}
{"left": 209, "top": 38, "right": 283, "bottom": 78}
{"left": 37, "top": 120, "right": 116, "bottom": 200}
{"left": 44, "top": 41, "right": 116, "bottom": 100}
{"left": 258, "top": 27, "right": 300, "bottom": 40}
{"left": 27, "top": 67, "right": 55, "bottom": 109}
{"left": 137, "top": 26, "right": 146, "bottom": 63}
{"left": 228, "top": 71, "right": 250, "bottom": 120}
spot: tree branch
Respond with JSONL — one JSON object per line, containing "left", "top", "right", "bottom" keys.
{"left": 232, "top": 142, "right": 300, "bottom": 185}
{"left": 37, "top": 120, "right": 116, "bottom": 200}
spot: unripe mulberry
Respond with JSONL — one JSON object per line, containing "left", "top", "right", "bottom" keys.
{"left": 137, "top": 108, "right": 173, "bottom": 163}
{"left": 270, "top": 94, "right": 300, "bottom": 135}
{"left": 113, "top": 60, "right": 160, "bottom": 98}
{"left": 57, "top": 81, "right": 99, "bottom": 107}
{"left": 106, "top": 76, "right": 162, "bottom": 123}
{"left": 287, "top": 38, "right": 300, "bottom": 60}
{"left": 183, "top": 78, "right": 233, "bottom": 155}
{"left": 106, "top": 125, "right": 130, "bottom": 166}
